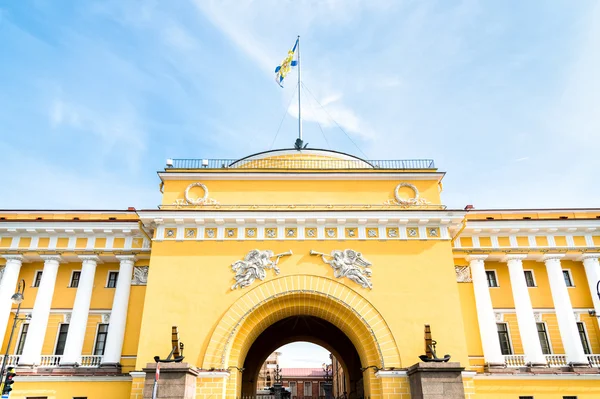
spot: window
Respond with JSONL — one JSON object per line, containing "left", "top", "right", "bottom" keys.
{"left": 577, "top": 322, "right": 591, "bottom": 355}
{"left": 497, "top": 323, "right": 512, "bottom": 355}
{"left": 486, "top": 270, "right": 498, "bottom": 287}
{"left": 107, "top": 271, "right": 119, "bottom": 288}
{"left": 304, "top": 381, "right": 312, "bottom": 397}
{"left": 319, "top": 382, "right": 325, "bottom": 396}
{"left": 94, "top": 324, "right": 109, "bottom": 356}
{"left": 289, "top": 381, "right": 296, "bottom": 396}
{"left": 15, "top": 323, "right": 29, "bottom": 355}
{"left": 70, "top": 271, "right": 81, "bottom": 288}
{"left": 563, "top": 397, "right": 577, "bottom": 399}
{"left": 519, "top": 397, "right": 534, "bottom": 399}
{"left": 524, "top": 270, "right": 536, "bottom": 287}
{"left": 563, "top": 270, "right": 574, "bottom": 287}
{"left": 33, "top": 271, "right": 43, "bottom": 287}
{"left": 536, "top": 323, "right": 552, "bottom": 354}
{"left": 73, "top": 397, "right": 88, "bottom": 399}
{"left": 55, "top": 324, "right": 69, "bottom": 355}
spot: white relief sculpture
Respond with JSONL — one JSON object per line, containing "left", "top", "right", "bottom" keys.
{"left": 102, "top": 313, "right": 111, "bottom": 323}
{"left": 307, "top": 229, "right": 316, "bottom": 237}
{"left": 226, "top": 229, "right": 235, "bottom": 237}
{"left": 287, "top": 229, "right": 295, "bottom": 237}
{"left": 388, "top": 229, "right": 398, "bottom": 238}
{"left": 384, "top": 183, "right": 431, "bottom": 206}
{"left": 455, "top": 266, "right": 472, "bottom": 283}
{"left": 64, "top": 313, "right": 72, "bottom": 323}
{"left": 428, "top": 228, "right": 438, "bottom": 237}
{"left": 231, "top": 250, "right": 293, "bottom": 290}
{"left": 310, "top": 249, "right": 373, "bottom": 289}
{"left": 166, "top": 229, "right": 175, "bottom": 237}
{"left": 206, "top": 229, "right": 216, "bottom": 238}
{"left": 247, "top": 229, "right": 256, "bottom": 237}
{"left": 0, "top": 267, "right": 4, "bottom": 283}
{"left": 266, "top": 228, "right": 276, "bottom": 238}
{"left": 408, "top": 228, "right": 418, "bottom": 237}
{"left": 326, "top": 229, "right": 336, "bottom": 238}
{"left": 186, "top": 229, "right": 195, "bottom": 238}
{"left": 184, "top": 182, "right": 219, "bottom": 206}
{"left": 367, "top": 229, "right": 377, "bottom": 237}
{"left": 348, "top": 229, "right": 356, "bottom": 237}
{"left": 132, "top": 266, "right": 149, "bottom": 285}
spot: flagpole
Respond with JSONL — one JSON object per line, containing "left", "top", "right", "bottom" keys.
{"left": 297, "top": 35, "right": 302, "bottom": 144}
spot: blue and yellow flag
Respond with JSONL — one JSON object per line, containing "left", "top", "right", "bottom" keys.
{"left": 274, "top": 38, "right": 298, "bottom": 88}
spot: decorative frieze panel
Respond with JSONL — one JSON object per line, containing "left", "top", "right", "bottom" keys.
{"left": 132, "top": 266, "right": 149, "bottom": 285}
{"left": 455, "top": 266, "right": 472, "bottom": 283}
{"left": 231, "top": 249, "right": 292, "bottom": 290}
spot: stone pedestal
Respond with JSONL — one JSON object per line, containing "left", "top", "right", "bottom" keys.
{"left": 323, "top": 382, "right": 333, "bottom": 399}
{"left": 142, "top": 362, "right": 198, "bottom": 399}
{"left": 407, "top": 362, "right": 466, "bottom": 399}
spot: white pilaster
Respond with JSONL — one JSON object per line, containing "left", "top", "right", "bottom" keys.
{"left": 467, "top": 255, "right": 505, "bottom": 365}
{"left": 0, "top": 255, "right": 24, "bottom": 348}
{"left": 101, "top": 256, "right": 135, "bottom": 365}
{"left": 19, "top": 255, "right": 62, "bottom": 365}
{"left": 61, "top": 255, "right": 99, "bottom": 365}
{"left": 542, "top": 254, "right": 588, "bottom": 365}
{"left": 504, "top": 254, "right": 546, "bottom": 365}
{"left": 581, "top": 254, "right": 600, "bottom": 322}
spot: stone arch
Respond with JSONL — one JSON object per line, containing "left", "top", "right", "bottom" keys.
{"left": 200, "top": 275, "right": 401, "bottom": 398}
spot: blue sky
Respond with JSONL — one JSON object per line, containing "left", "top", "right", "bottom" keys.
{"left": 1, "top": 0, "right": 599, "bottom": 209}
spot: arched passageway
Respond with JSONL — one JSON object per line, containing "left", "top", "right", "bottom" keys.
{"left": 242, "top": 316, "right": 363, "bottom": 398}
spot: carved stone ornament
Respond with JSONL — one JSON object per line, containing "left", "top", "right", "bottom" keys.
{"left": 64, "top": 313, "right": 72, "bottom": 323}
{"left": 101, "top": 313, "right": 111, "bottom": 323}
{"left": 0, "top": 267, "right": 4, "bottom": 283}
{"left": 310, "top": 249, "right": 373, "bottom": 289}
{"left": 132, "top": 266, "right": 149, "bottom": 285}
{"left": 455, "top": 266, "right": 472, "bottom": 283}
{"left": 384, "top": 183, "right": 431, "bottom": 206}
{"left": 231, "top": 250, "right": 292, "bottom": 290}
{"left": 182, "top": 182, "right": 219, "bottom": 206}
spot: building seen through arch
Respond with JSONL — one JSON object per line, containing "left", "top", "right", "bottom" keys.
{"left": 0, "top": 148, "right": 599, "bottom": 398}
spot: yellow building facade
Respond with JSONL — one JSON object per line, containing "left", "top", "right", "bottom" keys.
{"left": 0, "top": 148, "right": 599, "bottom": 399}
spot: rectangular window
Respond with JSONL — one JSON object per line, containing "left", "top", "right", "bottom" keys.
{"left": 15, "top": 324, "right": 29, "bottom": 355}
{"left": 70, "top": 271, "right": 81, "bottom": 288}
{"left": 55, "top": 324, "right": 69, "bottom": 355}
{"left": 33, "top": 271, "right": 43, "bottom": 287}
{"left": 577, "top": 322, "right": 591, "bottom": 355}
{"left": 486, "top": 270, "right": 498, "bottom": 287}
{"left": 94, "top": 324, "right": 109, "bottom": 356}
{"left": 304, "top": 381, "right": 312, "bottom": 397}
{"left": 107, "top": 271, "right": 119, "bottom": 288}
{"left": 563, "top": 270, "right": 574, "bottom": 287}
{"left": 563, "top": 397, "right": 577, "bottom": 399}
{"left": 289, "top": 381, "right": 296, "bottom": 396}
{"left": 319, "top": 382, "right": 325, "bottom": 396}
{"left": 519, "top": 397, "right": 534, "bottom": 399}
{"left": 497, "top": 323, "right": 512, "bottom": 355}
{"left": 536, "top": 323, "right": 552, "bottom": 354}
{"left": 524, "top": 270, "right": 536, "bottom": 287}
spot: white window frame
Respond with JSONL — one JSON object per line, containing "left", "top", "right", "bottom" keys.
{"left": 576, "top": 321, "right": 592, "bottom": 355}
{"left": 536, "top": 321, "right": 553, "bottom": 354}
{"left": 523, "top": 269, "right": 537, "bottom": 287}
{"left": 69, "top": 270, "right": 81, "bottom": 288}
{"left": 289, "top": 381, "right": 297, "bottom": 396}
{"left": 497, "top": 322, "right": 514, "bottom": 355}
{"left": 32, "top": 270, "right": 43, "bottom": 287}
{"left": 304, "top": 381, "right": 312, "bottom": 397}
{"left": 105, "top": 270, "right": 120, "bottom": 288}
{"left": 563, "top": 269, "right": 575, "bottom": 287}
{"left": 486, "top": 269, "right": 499, "bottom": 288}
{"left": 92, "top": 323, "right": 109, "bottom": 356}
{"left": 13, "top": 322, "right": 29, "bottom": 355}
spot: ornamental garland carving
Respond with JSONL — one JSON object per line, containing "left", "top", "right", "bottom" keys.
{"left": 231, "top": 249, "right": 292, "bottom": 290}
{"left": 455, "top": 266, "right": 472, "bottom": 283}
{"left": 132, "top": 266, "right": 149, "bottom": 285}
{"left": 310, "top": 249, "right": 373, "bottom": 289}
{"left": 172, "top": 182, "right": 219, "bottom": 207}
{"left": 384, "top": 183, "right": 431, "bottom": 206}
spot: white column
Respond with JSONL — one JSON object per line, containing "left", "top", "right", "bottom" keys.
{"left": 101, "top": 255, "right": 135, "bottom": 365}
{"left": 543, "top": 254, "right": 588, "bottom": 365}
{"left": 61, "top": 255, "right": 99, "bottom": 365}
{"left": 0, "top": 255, "right": 24, "bottom": 348}
{"left": 581, "top": 254, "right": 600, "bottom": 320}
{"left": 504, "top": 254, "right": 547, "bottom": 365}
{"left": 467, "top": 255, "right": 505, "bottom": 365}
{"left": 19, "top": 255, "right": 62, "bottom": 366}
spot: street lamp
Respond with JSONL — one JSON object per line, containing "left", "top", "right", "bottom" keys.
{"left": 0, "top": 279, "right": 27, "bottom": 381}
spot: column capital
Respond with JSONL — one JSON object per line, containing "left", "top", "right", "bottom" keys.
{"left": 502, "top": 254, "right": 527, "bottom": 263}
{"left": 541, "top": 254, "right": 565, "bottom": 263}
{"left": 579, "top": 253, "right": 600, "bottom": 262}
{"left": 78, "top": 255, "right": 100, "bottom": 263}
{"left": 2, "top": 254, "right": 24, "bottom": 263}
{"left": 40, "top": 255, "right": 63, "bottom": 263}
{"left": 116, "top": 255, "right": 137, "bottom": 263}
{"left": 466, "top": 254, "right": 488, "bottom": 263}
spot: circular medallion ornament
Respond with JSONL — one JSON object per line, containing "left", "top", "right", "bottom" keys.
{"left": 184, "top": 182, "right": 210, "bottom": 205}
{"left": 394, "top": 183, "right": 420, "bottom": 205}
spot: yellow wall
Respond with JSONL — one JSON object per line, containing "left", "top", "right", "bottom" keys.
{"left": 9, "top": 380, "right": 132, "bottom": 399}
{"left": 473, "top": 378, "right": 600, "bottom": 398}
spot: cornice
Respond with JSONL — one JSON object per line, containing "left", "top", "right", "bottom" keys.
{"left": 460, "top": 219, "right": 600, "bottom": 235}
{"left": 0, "top": 221, "right": 142, "bottom": 235}
{"left": 158, "top": 172, "right": 445, "bottom": 182}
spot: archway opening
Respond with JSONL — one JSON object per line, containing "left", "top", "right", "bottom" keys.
{"left": 241, "top": 316, "right": 363, "bottom": 398}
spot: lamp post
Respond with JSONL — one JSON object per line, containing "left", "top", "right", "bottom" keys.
{"left": 322, "top": 360, "right": 333, "bottom": 399}
{"left": 0, "top": 279, "right": 26, "bottom": 381}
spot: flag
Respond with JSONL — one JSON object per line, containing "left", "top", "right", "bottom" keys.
{"left": 274, "top": 38, "right": 298, "bottom": 88}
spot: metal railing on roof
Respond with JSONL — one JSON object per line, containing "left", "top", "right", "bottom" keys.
{"left": 169, "top": 158, "right": 435, "bottom": 170}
